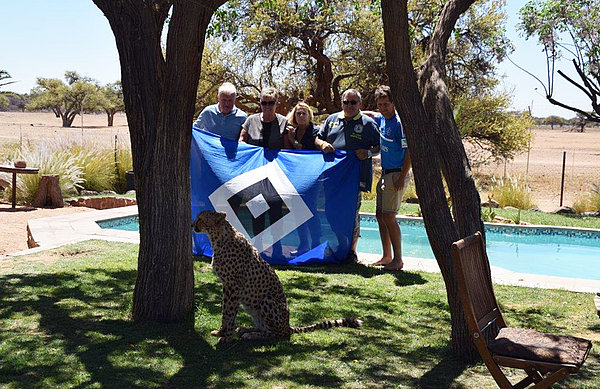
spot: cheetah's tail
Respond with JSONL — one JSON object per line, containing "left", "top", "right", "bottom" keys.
{"left": 291, "top": 318, "right": 363, "bottom": 333}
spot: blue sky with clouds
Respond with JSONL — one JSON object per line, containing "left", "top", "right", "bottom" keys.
{"left": 1, "top": 0, "right": 589, "bottom": 119}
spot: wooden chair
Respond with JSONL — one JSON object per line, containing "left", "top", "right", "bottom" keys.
{"left": 451, "top": 232, "right": 592, "bottom": 389}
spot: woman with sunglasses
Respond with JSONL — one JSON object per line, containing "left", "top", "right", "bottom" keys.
{"left": 239, "top": 87, "right": 291, "bottom": 150}
{"left": 238, "top": 87, "right": 290, "bottom": 259}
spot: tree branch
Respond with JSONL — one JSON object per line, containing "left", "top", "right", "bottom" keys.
{"left": 505, "top": 55, "right": 549, "bottom": 97}
{"left": 557, "top": 69, "right": 594, "bottom": 101}
{"left": 547, "top": 96, "right": 600, "bottom": 123}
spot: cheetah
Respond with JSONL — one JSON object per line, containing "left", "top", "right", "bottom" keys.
{"left": 192, "top": 210, "right": 362, "bottom": 343}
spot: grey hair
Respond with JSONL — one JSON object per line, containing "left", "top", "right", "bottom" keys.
{"left": 260, "top": 86, "right": 279, "bottom": 101}
{"left": 218, "top": 82, "right": 237, "bottom": 96}
{"left": 342, "top": 88, "right": 362, "bottom": 101}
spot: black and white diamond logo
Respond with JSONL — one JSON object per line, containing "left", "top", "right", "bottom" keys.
{"left": 209, "top": 161, "right": 312, "bottom": 252}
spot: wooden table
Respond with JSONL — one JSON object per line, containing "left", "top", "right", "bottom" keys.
{"left": 0, "top": 165, "right": 39, "bottom": 209}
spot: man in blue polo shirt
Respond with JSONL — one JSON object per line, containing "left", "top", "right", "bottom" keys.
{"left": 316, "top": 88, "right": 380, "bottom": 263}
{"left": 194, "top": 82, "right": 247, "bottom": 140}
{"left": 369, "top": 85, "right": 411, "bottom": 271}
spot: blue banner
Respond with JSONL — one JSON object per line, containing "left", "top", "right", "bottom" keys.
{"left": 191, "top": 128, "right": 360, "bottom": 265}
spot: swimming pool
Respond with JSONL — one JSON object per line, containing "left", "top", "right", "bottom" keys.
{"left": 97, "top": 215, "right": 600, "bottom": 280}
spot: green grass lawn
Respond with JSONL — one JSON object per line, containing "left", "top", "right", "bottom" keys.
{"left": 360, "top": 200, "right": 600, "bottom": 229}
{"left": 0, "top": 241, "right": 598, "bottom": 388}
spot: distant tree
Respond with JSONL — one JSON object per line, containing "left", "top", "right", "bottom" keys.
{"left": 574, "top": 112, "right": 588, "bottom": 132}
{"left": 455, "top": 92, "right": 533, "bottom": 165}
{"left": 26, "top": 71, "right": 102, "bottom": 127}
{"left": 518, "top": 0, "right": 600, "bottom": 123}
{"left": 98, "top": 82, "right": 125, "bottom": 126}
{"left": 0, "top": 70, "right": 16, "bottom": 107}
{"left": 0, "top": 70, "right": 16, "bottom": 88}
{"left": 542, "top": 115, "right": 567, "bottom": 129}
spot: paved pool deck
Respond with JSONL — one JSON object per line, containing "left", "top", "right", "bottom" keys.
{"left": 9, "top": 205, "right": 600, "bottom": 294}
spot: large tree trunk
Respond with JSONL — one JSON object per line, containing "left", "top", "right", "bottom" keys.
{"left": 382, "top": 0, "right": 484, "bottom": 361}
{"left": 93, "top": 0, "right": 225, "bottom": 322}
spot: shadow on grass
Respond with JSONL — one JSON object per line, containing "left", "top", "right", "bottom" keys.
{"left": 2, "top": 253, "right": 594, "bottom": 388}
{"left": 0, "top": 266, "right": 433, "bottom": 388}
{"left": 276, "top": 262, "right": 429, "bottom": 286}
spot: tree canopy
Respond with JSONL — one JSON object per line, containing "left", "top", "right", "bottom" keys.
{"left": 519, "top": 0, "right": 600, "bottom": 122}
{"left": 455, "top": 92, "right": 533, "bottom": 165}
{"left": 204, "top": 0, "right": 511, "bottom": 114}
{"left": 97, "top": 82, "right": 125, "bottom": 126}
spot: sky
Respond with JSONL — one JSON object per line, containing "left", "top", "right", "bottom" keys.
{"left": 1, "top": 0, "right": 591, "bottom": 119}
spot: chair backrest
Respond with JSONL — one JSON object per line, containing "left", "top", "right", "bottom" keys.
{"left": 451, "top": 232, "right": 506, "bottom": 341}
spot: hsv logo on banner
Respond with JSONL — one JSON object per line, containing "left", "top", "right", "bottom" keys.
{"left": 191, "top": 128, "right": 360, "bottom": 265}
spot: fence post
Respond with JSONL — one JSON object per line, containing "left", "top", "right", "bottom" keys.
{"left": 559, "top": 151, "right": 566, "bottom": 207}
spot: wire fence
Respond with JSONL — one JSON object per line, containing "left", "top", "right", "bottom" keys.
{"left": 476, "top": 148, "right": 600, "bottom": 211}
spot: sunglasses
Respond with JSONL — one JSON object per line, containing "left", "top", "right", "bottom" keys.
{"left": 342, "top": 100, "right": 358, "bottom": 105}
{"left": 260, "top": 101, "right": 276, "bottom": 106}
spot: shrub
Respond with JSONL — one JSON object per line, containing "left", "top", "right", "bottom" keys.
{"left": 113, "top": 144, "right": 133, "bottom": 193}
{"left": 573, "top": 184, "right": 600, "bottom": 213}
{"left": 0, "top": 142, "right": 22, "bottom": 164}
{"left": 2, "top": 137, "right": 134, "bottom": 205}
{"left": 69, "top": 143, "right": 116, "bottom": 192}
{"left": 15, "top": 140, "right": 85, "bottom": 203}
{"left": 489, "top": 175, "right": 535, "bottom": 210}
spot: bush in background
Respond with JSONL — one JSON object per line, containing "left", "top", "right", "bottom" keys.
{"left": 0, "top": 137, "right": 133, "bottom": 205}
{"left": 489, "top": 175, "right": 535, "bottom": 210}
{"left": 113, "top": 143, "right": 133, "bottom": 193}
{"left": 16, "top": 140, "right": 85, "bottom": 203}
{"left": 573, "top": 184, "right": 600, "bottom": 213}
{"left": 69, "top": 143, "right": 116, "bottom": 192}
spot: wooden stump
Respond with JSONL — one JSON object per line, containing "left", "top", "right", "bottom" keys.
{"left": 32, "top": 175, "right": 64, "bottom": 208}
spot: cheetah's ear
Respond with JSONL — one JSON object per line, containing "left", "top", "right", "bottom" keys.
{"left": 215, "top": 212, "right": 227, "bottom": 224}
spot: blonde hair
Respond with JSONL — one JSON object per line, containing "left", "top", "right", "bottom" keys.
{"left": 287, "top": 102, "right": 314, "bottom": 126}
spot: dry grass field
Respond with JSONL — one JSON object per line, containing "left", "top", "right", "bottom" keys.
{"left": 474, "top": 125, "right": 600, "bottom": 212}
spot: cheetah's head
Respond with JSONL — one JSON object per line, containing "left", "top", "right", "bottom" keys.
{"left": 192, "top": 210, "right": 227, "bottom": 235}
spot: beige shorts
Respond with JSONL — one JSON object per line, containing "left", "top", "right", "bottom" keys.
{"left": 376, "top": 171, "right": 410, "bottom": 213}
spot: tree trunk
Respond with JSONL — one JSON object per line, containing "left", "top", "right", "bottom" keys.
{"left": 107, "top": 110, "right": 114, "bottom": 127}
{"left": 382, "top": 0, "right": 484, "bottom": 362}
{"left": 93, "top": 0, "right": 226, "bottom": 322}
{"left": 32, "top": 175, "right": 64, "bottom": 208}
{"left": 61, "top": 112, "right": 74, "bottom": 127}
{"left": 304, "top": 39, "right": 338, "bottom": 114}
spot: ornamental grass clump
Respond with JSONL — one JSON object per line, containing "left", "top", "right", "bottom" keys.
{"left": 573, "top": 183, "right": 600, "bottom": 213}
{"left": 69, "top": 143, "right": 116, "bottom": 193}
{"left": 15, "top": 140, "right": 84, "bottom": 203}
{"left": 489, "top": 175, "right": 535, "bottom": 210}
{"left": 2, "top": 137, "right": 134, "bottom": 205}
{"left": 113, "top": 144, "right": 133, "bottom": 193}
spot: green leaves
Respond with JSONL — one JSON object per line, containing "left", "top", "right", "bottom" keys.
{"left": 26, "top": 71, "right": 112, "bottom": 127}
{"left": 455, "top": 92, "right": 533, "bottom": 165}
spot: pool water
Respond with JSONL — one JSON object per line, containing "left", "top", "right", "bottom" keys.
{"left": 98, "top": 215, "right": 600, "bottom": 280}
{"left": 357, "top": 218, "right": 600, "bottom": 280}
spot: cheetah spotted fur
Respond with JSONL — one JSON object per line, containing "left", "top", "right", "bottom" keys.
{"left": 192, "top": 210, "right": 362, "bottom": 344}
